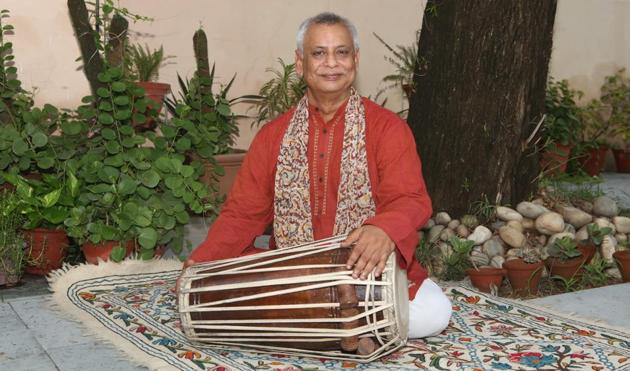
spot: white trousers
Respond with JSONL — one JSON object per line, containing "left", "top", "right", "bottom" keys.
{"left": 407, "top": 279, "right": 452, "bottom": 338}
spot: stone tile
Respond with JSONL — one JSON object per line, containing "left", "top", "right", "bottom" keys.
{"left": 0, "top": 350, "right": 57, "bottom": 371}
{"left": 47, "top": 341, "right": 148, "bottom": 371}
{"left": 9, "top": 295, "right": 92, "bottom": 350}
{"left": 0, "top": 328, "right": 47, "bottom": 361}
{"left": 0, "top": 274, "right": 50, "bottom": 301}
{"left": 0, "top": 311, "right": 28, "bottom": 332}
{"left": 528, "top": 282, "right": 630, "bottom": 328}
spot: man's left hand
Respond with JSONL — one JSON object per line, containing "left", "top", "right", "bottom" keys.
{"left": 341, "top": 225, "right": 395, "bottom": 280}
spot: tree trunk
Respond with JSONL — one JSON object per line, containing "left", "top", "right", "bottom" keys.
{"left": 106, "top": 14, "right": 129, "bottom": 68}
{"left": 67, "top": 0, "right": 105, "bottom": 96}
{"left": 408, "top": 0, "right": 557, "bottom": 216}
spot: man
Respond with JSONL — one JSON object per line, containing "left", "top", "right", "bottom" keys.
{"left": 183, "top": 12, "right": 451, "bottom": 338}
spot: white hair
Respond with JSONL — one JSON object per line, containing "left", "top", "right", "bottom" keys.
{"left": 296, "top": 12, "right": 359, "bottom": 55}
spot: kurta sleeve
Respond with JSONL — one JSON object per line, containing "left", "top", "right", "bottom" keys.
{"left": 188, "top": 126, "right": 276, "bottom": 263}
{"left": 363, "top": 115, "right": 433, "bottom": 269}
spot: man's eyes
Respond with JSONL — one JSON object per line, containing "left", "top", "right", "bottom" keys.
{"left": 311, "top": 49, "right": 351, "bottom": 57}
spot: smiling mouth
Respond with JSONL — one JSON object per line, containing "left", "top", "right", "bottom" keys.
{"left": 321, "top": 73, "right": 343, "bottom": 80}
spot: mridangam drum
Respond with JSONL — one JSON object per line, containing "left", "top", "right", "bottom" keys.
{"left": 178, "top": 235, "right": 409, "bottom": 362}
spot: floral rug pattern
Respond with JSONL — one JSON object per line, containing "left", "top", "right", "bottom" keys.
{"left": 64, "top": 269, "right": 630, "bottom": 370}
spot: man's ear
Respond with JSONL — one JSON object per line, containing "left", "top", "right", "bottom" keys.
{"left": 354, "top": 48, "right": 360, "bottom": 69}
{"left": 295, "top": 50, "right": 304, "bottom": 77}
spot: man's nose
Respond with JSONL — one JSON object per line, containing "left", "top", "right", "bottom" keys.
{"left": 324, "top": 52, "right": 338, "bottom": 67}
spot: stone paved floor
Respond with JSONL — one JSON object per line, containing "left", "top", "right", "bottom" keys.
{"left": 1, "top": 172, "right": 628, "bottom": 370}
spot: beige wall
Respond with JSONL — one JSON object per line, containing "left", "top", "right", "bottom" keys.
{"left": 5, "top": 0, "right": 423, "bottom": 148}
{"left": 5, "top": 0, "right": 629, "bottom": 147}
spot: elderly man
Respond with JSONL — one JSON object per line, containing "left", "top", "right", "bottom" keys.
{"left": 183, "top": 12, "right": 451, "bottom": 338}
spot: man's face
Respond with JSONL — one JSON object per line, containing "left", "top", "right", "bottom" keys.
{"left": 296, "top": 23, "right": 359, "bottom": 97}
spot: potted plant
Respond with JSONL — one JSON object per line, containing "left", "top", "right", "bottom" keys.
{"left": 503, "top": 247, "right": 544, "bottom": 297}
{"left": 466, "top": 264, "right": 506, "bottom": 294}
{"left": 546, "top": 236, "right": 585, "bottom": 279}
{"left": 578, "top": 223, "right": 613, "bottom": 264}
{"left": 3, "top": 172, "right": 76, "bottom": 274}
{"left": 0, "top": 189, "right": 25, "bottom": 286}
{"left": 441, "top": 237, "right": 474, "bottom": 281}
{"left": 127, "top": 43, "right": 172, "bottom": 129}
{"left": 613, "top": 245, "right": 630, "bottom": 282}
{"left": 65, "top": 66, "right": 215, "bottom": 263}
{"left": 575, "top": 99, "right": 612, "bottom": 176}
{"left": 600, "top": 69, "right": 630, "bottom": 173}
{"left": 541, "top": 78, "right": 583, "bottom": 176}
{"left": 373, "top": 32, "right": 421, "bottom": 101}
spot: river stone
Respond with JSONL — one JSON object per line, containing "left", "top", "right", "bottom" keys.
{"left": 447, "top": 219, "right": 460, "bottom": 229}
{"left": 467, "top": 225, "right": 492, "bottom": 245}
{"left": 594, "top": 218, "right": 617, "bottom": 234}
{"left": 548, "top": 232, "right": 575, "bottom": 247}
{"left": 499, "top": 226, "right": 526, "bottom": 248}
{"left": 576, "top": 226, "right": 589, "bottom": 242}
{"left": 456, "top": 224, "right": 470, "bottom": 238}
{"left": 496, "top": 206, "right": 523, "bottom": 222}
{"left": 516, "top": 201, "right": 548, "bottom": 219}
{"left": 532, "top": 198, "right": 545, "bottom": 206}
{"left": 560, "top": 205, "right": 593, "bottom": 228}
{"left": 482, "top": 238, "right": 505, "bottom": 258}
{"left": 470, "top": 249, "right": 490, "bottom": 267}
{"left": 521, "top": 218, "right": 535, "bottom": 230}
{"left": 506, "top": 248, "right": 523, "bottom": 259}
{"left": 490, "top": 220, "right": 506, "bottom": 231}
{"left": 435, "top": 212, "right": 452, "bottom": 225}
{"left": 423, "top": 218, "right": 435, "bottom": 230}
{"left": 535, "top": 212, "right": 565, "bottom": 235}
{"left": 613, "top": 216, "right": 630, "bottom": 234}
{"left": 605, "top": 267, "right": 622, "bottom": 280}
{"left": 490, "top": 255, "right": 505, "bottom": 269}
{"left": 428, "top": 225, "right": 445, "bottom": 243}
{"left": 600, "top": 235, "right": 617, "bottom": 263}
{"left": 575, "top": 200, "right": 594, "bottom": 214}
{"left": 616, "top": 234, "right": 628, "bottom": 243}
{"left": 563, "top": 224, "right": 576, "bottom": 235}
{"left": 506, "top": 220, "right": 524, "bottom": 233}
{"left": 439, "top": 228, "right": 455, "bottom": 242}
{"left": 593, "top": 196, "right": 619, "bottom": 217}
{"left": 461, "top": 214, "right": 480, "bottom": 229}
{"left": 438, "top": 242, "right": 452, "bottom": 257}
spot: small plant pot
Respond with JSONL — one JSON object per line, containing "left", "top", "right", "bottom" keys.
{"left": 577, "top": 242, "right": 596, "bottom": 264}
{"left": 541, "top": 143, "right": 571, "bottom": 176}
{"left": 545, "top": 256, "right": 586, "bottom": 280}
{"left": 578, "top": 147, "right": 608, "bottom": 176}
{"left": 81, "top": 240, "right": 135, "bottom": 265}
{"left": 466, "top": 267, "right": 506, "bottom": 293}
{"left": 23, "top": 228, "right": 69, "bottom": 275}
{"left": 612, "top": 149, "right": 630, "bottom": 173}
{"left": 613, "top": 250, "right": 630, "bottom": 282}
{"left": 503, "top": 259, "right": 544, "bottom": 297}
{"left": 134, "top": 81, "right": 171, "bottom": 130}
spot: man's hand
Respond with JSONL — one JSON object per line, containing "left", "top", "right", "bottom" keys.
{"left": 341, "top": 225, "right": 395, "bottom": 280}
{"left": 176, "top": 259, "right": 196, "bottom": 297}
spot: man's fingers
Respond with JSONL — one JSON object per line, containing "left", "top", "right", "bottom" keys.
{"left": 346, "top": 241, "right": 365, "bottom": 269}
{"left": 341, "top": 228, "right": 362, "bottom": 247}
{"left": 360, "top": 258, "right": 378, "bottom": 280}
{"left": 374, "top": 257, "right": 389, "bottom": 277}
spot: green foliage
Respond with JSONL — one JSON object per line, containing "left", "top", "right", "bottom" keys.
{"left": 580, "top": 257, "right": 611, "bottom": 287}
{"left": 0, "top": 189, "right": 25, "bottom": 280}
{"left": 442, "top": 237, "right": 474, "bottom": 281}
{"left": 373, "top": 32, "right": 421, "bottom": 97}
{"left": 551, "top": 274, "right": 581, "bottom": 293}
{"left": 127, "top": 44, "right": 171, "bottom": 82}
{"left": 548, "top": 236, "right": 582, "bottom": 262}
{"left": 586, "top": 223, "right": 613, "bottom": 246}
{"left": 600, "top": 68, "right": 630, "bottom": 149}
{"left": 468, "top": 195, "right": 495, "bottom": 225}
{"left": 250, "top": 58, "right": 306, "bottom": 127}
{"left": 543, "top": 78, "right": 583, "bottom": 146}
{"left": 415, "top": 234, "right": 435, "bottom": 276}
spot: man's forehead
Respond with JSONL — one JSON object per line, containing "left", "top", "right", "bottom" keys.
{"left": 304, "top": 24, "right": 354, "bottom": 49}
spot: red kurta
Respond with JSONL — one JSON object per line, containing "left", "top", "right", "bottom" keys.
{"left": 189, "top": 97, "right": 433, "bottom": 298}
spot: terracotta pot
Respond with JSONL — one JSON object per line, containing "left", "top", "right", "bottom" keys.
{"left": 545, "top": 255, "right": 586, "bottom": 280}
{"left": 198, "top": 151, "right": 247, "bottom": 199}
{"left": 578, "top": 147, "right": 608, "bottom": 176}
{"left": 577, "top": 242, "right": 596, "bottom": 264}
{"left": 23, "top": 228, "right": 69, "bottom": 275}
{"left": 612, "top": 149, "right": 630, "bottom": 173}
{"left": 81, "top": 240, "right": 135, "bottom": 265}
{"left": 541, "top": 143, "right": 572, "bottom": 176}
{"left": 503, "top": 259, "right": 544, "bottom": 296}
{"left": 466, "top": 267, "right": 506, "bottom": 293}
{"left": 613, "top": 250, "right": 630, "bottom": 282}
{"left": 135, "top": 81, "right": 171, "bottom": 130}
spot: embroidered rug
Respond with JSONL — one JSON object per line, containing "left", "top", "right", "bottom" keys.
{"left": 48, "top": 260, "right": 630, "bottom": 370}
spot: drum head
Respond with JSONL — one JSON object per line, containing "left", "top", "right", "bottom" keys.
{"left": 391, "top": 257, "right": 409, "bottom": 341}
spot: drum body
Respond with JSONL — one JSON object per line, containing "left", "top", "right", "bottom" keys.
{"left": 178, "top": 236, "right": 409, "bottom": 362}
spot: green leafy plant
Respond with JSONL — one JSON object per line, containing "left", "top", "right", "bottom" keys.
{"left": 600, "top": 69, "right": 630, "bottom": 149}
{"left": 543, "top": 78, "right": 583, "bottom": 147}
{"left": 127, "top": 44, "right": 172, "bottom": 82}
{"left": 373, "top": 32, "right": 421, "bottom": 99}
{"left": 249, "top": 58, "right": 306, "bottom": 127}
{"left": 442, "top": 237, "right": 474, "bottom": 281}
{"left": 415, "top": 234, "right": 435, "bottom": 276}
{"left": 548, "top": 236, "right": 582, "bottom": 262}
{"left": 580, "top": 257, "right": 611, "bottom": 287}
{"left": 586, "top": 223, "right": 613, "bottom": 245}
{"left": 551, "top": 274, "right": 581, "bottom": 293}
{"left": 0, "top": 189, "right": 25, "bottom": 284}
{"left": 468, "top": 194, "right": 495, "bottom": 224}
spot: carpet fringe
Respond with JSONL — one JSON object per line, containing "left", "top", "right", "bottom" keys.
{"left": 47, "top": 257, "right": 183, "bottom": 371}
